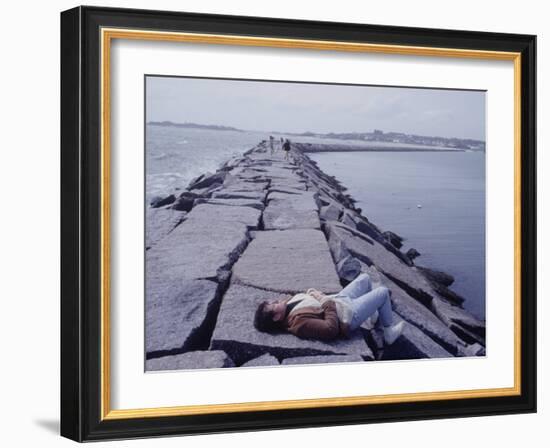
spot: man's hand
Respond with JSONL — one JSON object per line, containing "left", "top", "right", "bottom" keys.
{"left": 306, "top": 288, "right": 327, "bottom": 301}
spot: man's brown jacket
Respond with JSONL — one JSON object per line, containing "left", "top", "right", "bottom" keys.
{"left": 282, "top": 299, "right": 344, "bottom": 341}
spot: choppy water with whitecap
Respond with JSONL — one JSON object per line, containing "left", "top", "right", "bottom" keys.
{"left": 146, "top": 125, "right": 486, "bottom": 319}
{"left": 146, "top": 125, "right": 269, "bottom": 203}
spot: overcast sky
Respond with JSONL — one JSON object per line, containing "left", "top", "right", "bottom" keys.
{"left": 146, "top": 76, "right": 486, "bottom": 140}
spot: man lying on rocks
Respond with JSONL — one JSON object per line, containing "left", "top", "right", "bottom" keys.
{"left": 254, "top": 272, "right": 404, "bottom": 344}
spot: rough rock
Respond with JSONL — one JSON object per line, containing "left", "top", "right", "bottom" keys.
{"left": 269, "top": 186, "right": 305, "bottom": 196}
{"left": 263, "top": 191, "right": 320, "bottom": 230}
{"left": 417, "top": 266, "right": 455, "bottom": 287}
{"left": 184, "top": 203, "right": 261, "bottom": 229}
{"left": 146, "top": 350, "right": 235, "bottom": 371}
{"left": 146, "top": 279, "right": 221, "bottom": 357}
{"left": 211, "top": 190, "right": 267, "bottom": 202}
{"left": 282, "top": 355, "right": 365, "bottom": 365}
{"left": 147, "top": 209, "right": 252, "bottom": 283}
{"left": 241, "top": 354, "right": 280, "bottom": 367}
{"left": 431, "top": 298, "right": 486, "bottom": 345}
{"left": 406, "top": 248, "right": 421, "bottom": 261}
{"left": 150, "top": 194, "right": 176, "bottom": 208}
{"left": 222, "top": 179, "right": 270, "bottom": 192}
{"left": 146, "top": 208, "right": 186, "bottom": 249}
{"left": 232, "top": 229, "right": 342, "bottom": 294}
{"left": 380, "top": 314, "right": 453, "bottom": 360}
{"left": 194, "top": 197, "right": 265, "bottom": 210}
{"left": 325, "top": 222, "right": 449, "bottom": 309}
{"left": 188, "top": 171, "right": 227, "bottom": 190}
{"left": 340, "top": 210, "right": 358, "bottom": 229}
{"left": 383, "top": 230, "right": 404, "bottom": 249}
{"left": 458, "top": 342, "right": 486, "bottom": 357}
{"left": 336, "top": 255, "right": 362, "bottom": 283}
{"left": 320, "top": 203, "right": 342, "bottom": 221}
{"left": 172, "top": 191, "right": 201, "bottom": 212}
{"left": 210, "top": 284, "right": 373, "bottom": 365}
{"left": 375, "top": 270, "right": 466, "bottom": 354}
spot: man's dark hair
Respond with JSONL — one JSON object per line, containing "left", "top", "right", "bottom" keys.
{"left": 254, "top": 301, "right": 284, "bottom": 333}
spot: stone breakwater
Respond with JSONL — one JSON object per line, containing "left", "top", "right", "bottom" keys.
{"left": 145, "top": 141, "right": 486, "bottom": 371}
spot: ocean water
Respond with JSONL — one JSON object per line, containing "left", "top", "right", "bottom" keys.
{"left": 145, "top": 125, "right": 267, "bottom": 203}
{"left": 310, "top": 151, "right": 486, "bottom": 319}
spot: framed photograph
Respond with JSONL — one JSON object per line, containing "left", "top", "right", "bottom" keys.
{"left": 60, "top": 6, "right": 536, "bottom": 442}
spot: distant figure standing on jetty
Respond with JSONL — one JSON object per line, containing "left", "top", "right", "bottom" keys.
{"left": 282, "top": 138, "right": 291, "bottom": 160}
{"left": 254, "top": 272, "right": 405, "bottom": 343}
{"left": 269, "top": 135, "right": 275, "bottom": 154}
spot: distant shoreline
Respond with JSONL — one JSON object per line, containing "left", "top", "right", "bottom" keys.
{"left": 147, "top": 121, "right": 485, "bottom": 152}
{"left": 148, "top": 121, "right": 243, "bottom": 132}
{"left": 299, "top": 143, "right": 467, "bottom": 153}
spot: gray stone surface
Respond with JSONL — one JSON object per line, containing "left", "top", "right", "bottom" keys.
{"left": 146, "top": 219, "right": 249, "bottom": 283}
{"left": 431, "top": 298, "right": 486, "bottom": 345}
{"left": 320, "top": 203, "right": 343, "bottom": 222}
{"left": 210, "top": 284, "right": 373, "bottom": 365}
{"left": 194, "top": 197, "right": 265, "bottom": 210}
{"left": 336, "top": 255, "right": 362, "bottom": 283}
{"left": 381, "top": 314, "right": 453, "bottom": 360}
{"left": 263, "top": 191, "right": 320, "bottom": 230}
{"left": 184, "top": 203, "right": 261, "bottom": 229}
{"left": 376, "top": 270, "right": 467, "bottom": 355}
{"left": 150, "top": 194, "right": 176, "bottom": 208}
{"left": 241, "top": 354, "right": 280, "bottom": 367}
{"left": 146, "top": 203, "right": 262, "bottom": 357}
{"left": 326, "top": 222, "right": 447, "bottom": 308}
{"left": 269, "top": 186, "right": 305, "bottom": 196}
{"left": 146, "top": 279, "right": 220, "bottom": 356}
{"left": 458, "top": 342, "right": 486, "bottom": 357}
{"left": 146, "top": 350, "right": 235, "bottom": 371}
{"left": 211, "top": 190, "right": 267, "bottom": 201}
{"left": 282, "top": 355, "right": 365, "bottom": 365}
{"left": 232, "top": 229, "right": 342, "bottom": 294}
{"left": 269, "top": 180, "right": 308, "bottom": 191}
{"left": 146, "top": 208, "right": 186, "bottom": 249}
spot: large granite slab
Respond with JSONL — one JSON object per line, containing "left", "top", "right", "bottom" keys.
{"left": 232, "top": 229, "right": 342, "bottom": 294}
{"left": 146, "top": 350, "right": 235, "bottom": 371}
{"left": 184, "top": 203, "right": 262, "bottom": 229}
{"left": 373, "top": 269, "right": 467, "bottom": 355}
{"left": 431, "top": 297, "right": 486, "bottom": 345}
{"left": 282, "top": 355, "right": 365, "bottom": 365}
{"left": 210, "top": 284, "right": 373, "bottom": 365}
{"left": 263, "top": 191, "right": 320, "bottom": 230}
{"left": 380, "top": 314, "right": 453, "bottom": 360}
{"left": 145, "top": 207, "right": 186, "bottom": 249}
{"left": 194, "top": 197, "right": 265, "bottom": 210}
{"left": 146, "top": 220, "right": 249, "bottom": 283}
{"left": 146, "top": 279, "right": 221, "bottom": 357}
{"left": 241, "top": 354, "right": 280, "bottom": 368}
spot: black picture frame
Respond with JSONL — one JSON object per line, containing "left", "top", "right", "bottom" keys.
{"left": 61, "top": 5, "right": 536, "bottom": 442}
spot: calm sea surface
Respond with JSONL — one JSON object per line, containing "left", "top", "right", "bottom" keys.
{"left": 146, "top": 125, "right": 486, "bottom": 319}
{"left": 310, "top": 151, "right": 486, "bottom": 319}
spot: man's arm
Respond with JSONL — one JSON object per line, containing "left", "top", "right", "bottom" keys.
{"left": 306, "top": 288, "right": 328, "bottom": 302}
{"left": 289, "top": 301, "right": 340, "bottom": 341}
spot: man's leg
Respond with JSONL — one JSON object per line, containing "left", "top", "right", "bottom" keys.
{"left": 348, "top": 286, "right": 393, "bottom": 331}
{"left": 336, "top": 273, "right": 372, "bottom": 299}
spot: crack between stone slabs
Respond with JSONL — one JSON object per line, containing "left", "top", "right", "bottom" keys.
{"left": 176, "top": 183, "right": 271, "bottom": 356}
{"left": 393, "top": 309, "right": 460, "bottom": 356}
{"left": 210, "top": 340, "right": 352, "bottom": 366}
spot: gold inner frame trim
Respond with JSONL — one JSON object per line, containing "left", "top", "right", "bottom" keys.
{"left": 100, "top": 27, "right": 522, "bottom": 421}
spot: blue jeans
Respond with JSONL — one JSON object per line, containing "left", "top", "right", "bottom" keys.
{"left": 333, "top": 273, "right": 393, "bottom": 331}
